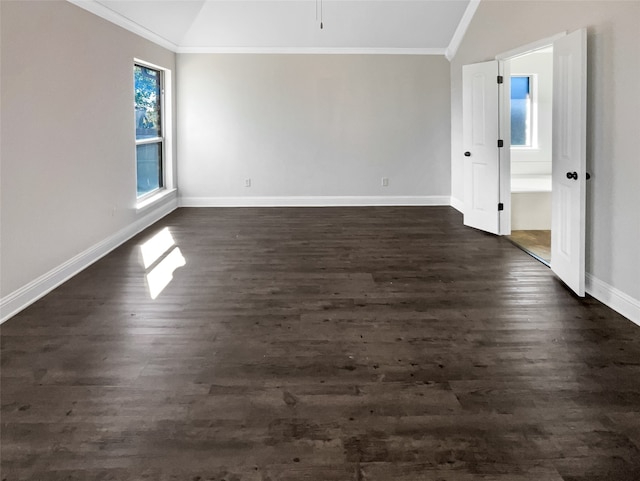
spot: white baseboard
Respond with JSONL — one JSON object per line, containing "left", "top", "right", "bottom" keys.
{"left": 586, "top": 274, "right": 640, "bottom": 327}
{"left": 180, "top": 195, "right": 452, "bottom": 207}
{"left": 0, "top": 197, "right": 178, "bottom": 324}
{"left": 450, "top": 197, "right": 464, "bottom": 213}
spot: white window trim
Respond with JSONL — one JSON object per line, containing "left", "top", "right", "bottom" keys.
{"left": 137, "top": 187, "right": 177, "bottom": 213}
{"left": 134, "top": 58, "right": 174, "bottom": 209}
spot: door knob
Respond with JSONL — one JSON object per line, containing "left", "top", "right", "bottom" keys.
{"left": 566, "top": 171, "right": 578, "bottom": 180}
{"left": 464, "top": 152, "right": 471, "bottom": 157}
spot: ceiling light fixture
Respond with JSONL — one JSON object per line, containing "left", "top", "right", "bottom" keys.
{"left": 316, "top": 0, "right": 324, "bottom": 29}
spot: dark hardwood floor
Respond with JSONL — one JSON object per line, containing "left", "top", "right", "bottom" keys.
{"left": 2, "top": 207, "right": 640, "bottom": 480}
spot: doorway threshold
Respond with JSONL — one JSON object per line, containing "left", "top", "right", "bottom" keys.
{"left": 507, "top": 230, "right": 551, "bottom": 267}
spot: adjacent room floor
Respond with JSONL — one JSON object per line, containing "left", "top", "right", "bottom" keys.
{"left": 508, "top": 229, "right": 552, "bottom": 264}
{"left": 2, "top": 207, "right": 639, "bottom": 480}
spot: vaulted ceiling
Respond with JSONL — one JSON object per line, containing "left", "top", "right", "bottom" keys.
{"left": 68, "top": 0, "right": 479, "bottom": 57}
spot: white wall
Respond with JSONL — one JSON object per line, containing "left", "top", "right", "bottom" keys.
{"left": 177, "top": 54, "right": 451, "bottom": 205}
{"left": 450, "top": 1, "right": 640, "bottom": 321}
{"left": 511, "top": 192, "right": 551, "bottom": 231}
{"left": 510, "top": 50, "right": 553, "bottom": 176}
{"left": 0, "top": 1, "right": 177, "bottom": 316}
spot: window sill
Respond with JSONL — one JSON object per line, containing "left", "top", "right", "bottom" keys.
{"left": 511, "top": 146, "right": 541, "bottom": 151}
{"left": 136, "top": 188, "right": 177, "bottom": 213}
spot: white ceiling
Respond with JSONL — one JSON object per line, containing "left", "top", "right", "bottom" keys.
{"left": 68, "top": 0, "right": 479, "bottom": 56}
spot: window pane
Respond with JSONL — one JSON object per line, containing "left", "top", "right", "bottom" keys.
{"left": 137, "top": 142, "right": 162, "bottom": 197}
{"left": 134, "top": 65, "right": 161, "bottom": 140}
{"left": 511, "top": 76, "right": 530, "bottom": 99}
{"left": 511, "top": 76, "right": 531, "bottom": 146}
{"left": 511, "top": 99, "right": 528, "bottom": 145}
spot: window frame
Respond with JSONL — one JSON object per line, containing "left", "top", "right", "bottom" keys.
{"left": 510, "top": 74, "right": 539, "bottom": 150}
{"left": 134, "top": 61, "right": 166, "bottom": 201}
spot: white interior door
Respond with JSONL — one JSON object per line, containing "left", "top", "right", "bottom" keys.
{"left": 463, "top": 61, "right": 501, "bottom": 234}
{"left": 551, "top": 29, "right": 587, "bottom": 296}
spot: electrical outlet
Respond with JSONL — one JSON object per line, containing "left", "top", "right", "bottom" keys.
{"left": 382, "top": 177, "right": 389, "bottom": 187}
{"left": 245, "top": 178, "right": 251, "bottom": 187}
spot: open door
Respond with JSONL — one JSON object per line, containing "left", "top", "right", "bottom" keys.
{"left": 551, "top": 29, "right": 587, "bottom": 296}
{"left": 462, "top": 61, "right": 501, "bottom": 234}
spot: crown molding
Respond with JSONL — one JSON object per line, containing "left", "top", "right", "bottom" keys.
{"left": 445, "top": 0, "right": 481, "bottom": 61}
{"left": 67, "top": 0, "right": 180, "bottom": 52}
{"left": 176, "top": 46, "right": 447, "bottom": 55}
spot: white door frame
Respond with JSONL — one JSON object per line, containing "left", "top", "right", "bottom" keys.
{"left": 494, "top": 32, "right": 567, "bottom": 236}
{"left": 497, "top": 59, "right": 511, "bottom": 235}
{"left": 492, "top": 30, "right": 588, "bottom": 297}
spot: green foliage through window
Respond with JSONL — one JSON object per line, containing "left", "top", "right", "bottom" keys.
{"left": 135, "top": 64, "right": 163, "bottom": 197}
{"left": 135, "top": 65, "right": 161, "bottom": 140}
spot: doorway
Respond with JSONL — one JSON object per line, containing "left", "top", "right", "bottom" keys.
{"left": 506, "top": 47, "right": 553, "bottom": 264}
{"left": 463, "top": 29, "right": 587, "bottom": 296}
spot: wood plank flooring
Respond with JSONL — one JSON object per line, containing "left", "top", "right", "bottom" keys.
{"left": 2, "top": 207, "right": 640, "bottom": 480}
{"left": 508, "top": 230, "right": 551, "bottom": 264}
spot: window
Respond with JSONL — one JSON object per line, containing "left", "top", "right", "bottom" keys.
{"left": 135, "top": 64, "right": 164, "bottom": 198}
{"left": 510, "top": 76, "right": 533, "bottom": 147}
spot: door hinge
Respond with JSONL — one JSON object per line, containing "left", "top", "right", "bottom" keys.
{"left": 497, "top": 139, "right": 504, "bottom": 148}
{"left": 497, "top": 75, "right": 504, "bottom": 84}
{"left": 498, "top": 203, "right": 504, "bottom": 211}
